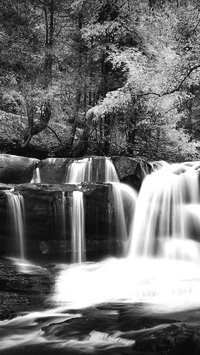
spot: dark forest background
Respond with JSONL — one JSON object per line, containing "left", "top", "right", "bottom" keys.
{"left": 1, "top": 0, "right": 200, "bottom": 161}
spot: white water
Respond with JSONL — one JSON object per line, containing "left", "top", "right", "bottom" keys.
{"left": 72, "top": 191, "right": 85, "bottom": 263}
{"left": 54, "top": 162, "right": 200, "bottom": 309}
{"left": 0, "top": 304, "right": 135, "bottom": 351}
{"left": 54, "top": 257, "right": 200, "bottom": 310}
{"left": 66, "top": 157, "right": 119, "bottom": 183}
{"left": 66, "top": 158, "right": 89, "bottom": 183}
{"left": 110, "top": 182, "right": 137, "bottom": 254}
{"left": 30, "top": 166, "right": 41, "bottom": 183}
{"left": 3, "top": 160, "right": 200, "bottom": 352}
{"left": 129, "top": 163, "right": 200, "bottom": 261}
{"left": 6, "top": 191, "right": 25, "bottom": 260}
{"left": 61, "top": 192, "right": 66, "bottom": 240}
{"left": 105, "top": 159, "right": 119, "bottom": 182}
{"left": 66, "top": 157, "right": 133, "bottom": 260}
{"left": 5, "top": 160, "right": 200, "bottom": 311}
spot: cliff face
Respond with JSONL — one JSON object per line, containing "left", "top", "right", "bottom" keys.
{"left": 0, "top": 183, "right": 127, "bottom": 261}
{"left": 0, "top": 154, "right": 154, "bottom": 187}
{"left": 0, "top": 154, "right": 152, "bottom": 261}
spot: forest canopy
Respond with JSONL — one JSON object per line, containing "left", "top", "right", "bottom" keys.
{"left": 1, "top": 0, "right": 200, "bottom": 161}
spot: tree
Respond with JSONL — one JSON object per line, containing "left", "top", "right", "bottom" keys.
{"left": 1, "top": 0, "right": 200, "bottom": 160}
{"left": 81, "top": 0, "right": 200, "bottom": 159}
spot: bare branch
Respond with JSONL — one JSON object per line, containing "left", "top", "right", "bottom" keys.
{"left": 46, "top": 126, "right": 64, "bottom": 146}
{"left": 163, "top": 64, "right": 200, "bottom": 95}
{"left": 138, "top": 64, "right": 200, "bottom": 98}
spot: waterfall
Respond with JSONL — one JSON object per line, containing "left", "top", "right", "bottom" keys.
{"left": 105, "top": 159, "right": 119, "bottom": 182}
{"left": 104, "top": 161, "right": 136, "bottom": 255}
{"left": 31, "top": 166, "right": 41, "bottom": 183}
{"left": 66, "top": 157, "right": 119, "bottom": 183}
{"left": 72, "top": 191, "right": 85, "bottom": 263}
{"left": 129, "top": 163, "right": 200, "bottom": 261}
{"left": 111, "top": 182, "right": 137, "bottom": 255}
{"left": 54, "top": 162, "right": 200, "bottom": 308}
{"left": 66, "top": 156, "right": 137, "bottom": 258}
{"left": 66, "top": 158, "right": 91, "bottom": 183}
{"left": 61, "top": 192, "right": 66, "bottom": 240}
{"left": 6, "top": 191, "right": 25, "bottom": 260}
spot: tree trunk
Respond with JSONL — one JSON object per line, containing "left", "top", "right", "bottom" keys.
{"left": 21, "top": 101, "right": 51, "bottom": 148}
{"left": 43, "top": 0, "right": 54, "bottom": 88}
{"left": 21, "top": 0, "right": 54, "bottom": 148}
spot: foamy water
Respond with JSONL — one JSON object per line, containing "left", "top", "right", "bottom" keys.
{"left": 54, "top": 256, "right": 200, "bottom": 311}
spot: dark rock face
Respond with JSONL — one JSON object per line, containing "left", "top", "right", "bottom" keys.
{"left": 0, "top": 183, "right": 124, "bottom": 261}
{"left": 0, "top": 154, "right": 154, "bottom": 260}
{"left": 0, "top": 154, "right": 38, "bottom": 184}
{"left": 0, "top": 190, "right": 9, "bottom": 254}
{"left": 36, "top": 158, "right": 71, "bottom": 184}
{"left": 0, "top": 154, "right": 155, "bottom": 188}
{"left": 112, "top": 156, "right": 154, "bottom": 190}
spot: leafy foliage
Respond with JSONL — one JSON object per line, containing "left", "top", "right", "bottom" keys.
{"left": 1, "top": 0, "right": 200, "bottom": 160}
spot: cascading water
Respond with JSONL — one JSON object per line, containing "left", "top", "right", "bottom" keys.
{"left": 66, "top": 157, "right": 119, "bottom": 183}
{"left": 61, "top": 192, "right": 66, "bottom": 240}
{"left": 28, "top": 156, "right": 130, "bottom": 263}
{"left": 66, "top": 157, "right": 92, "bottom": 183}
{"left": 3, "top": 158, "right": 200, "bottom": 353}
{"left": 54, "top": 161, "right": 200, "bottom": 308}
{"left": 105, "top": 159, "right": 119, "bottom": 182}
{"left": 6, "top": 191, "right": 25, "bottom": 260}
{"left": 110, "top": 182, "right": 137, "bottom": 254}
{"left": 30, "top": 166, "right": 41, "bottom": 183}
{"left": 129, "top": 163, "right": 200, "bottom": 261}
{"left": 66, "top": 156, "right": 136, "bottom": 258}
{"left": 71, "top": 191, "right": 85, "bottom": 263}
{"left": 104, "top": 159, "right": 136, "bottom": 255}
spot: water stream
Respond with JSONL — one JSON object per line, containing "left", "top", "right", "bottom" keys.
{"left": 71, "top": 191, "right": 85, "bottom": 263}
{"left": 30, "top": 166, "right": 41, "bottom": 184}
{"left": 66, "top": 157, "right": 119, "bottom": 183}
{"left": 2, "top": 158, "right": 200, "bottom": 353}
{"left": 129, "top": 163, "right": 200, "bottom": 260}
{"left": 6, "top": 191, "right": 25, "bottom": 260}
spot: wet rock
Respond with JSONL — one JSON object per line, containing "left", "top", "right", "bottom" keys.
{"left": 133, "top": 323, "right": 200, "bottom": 355}
{"left": 112, "top": 156, "right": 154, "bottom": 190}
{"left": 0, "top": 183, "right": 118, "bottom": 260}
{"left": 0, "top": 154, "right": 157, "bottom": 188}
{"left": 0, "top": 154, "right": 38, "bottom": 184}
{"left": 0, "top": 258, "right": 54, "bottom": 320}
{"left": 36, "top": 158, "right": 71, "bottom": 184}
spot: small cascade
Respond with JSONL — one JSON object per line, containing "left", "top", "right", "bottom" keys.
{"left": 105, "top": 159, "right": 119, "bottom": 182}
{"left": 129, "top": 163, "right": 200, "bottom": 261}
{"left": 30, "top": 166, "right": 41, "bottom": 183}
{"left": 66, "top": 157, "right": 119, "bottom": 183}
{"left": 104, "top": 161, "right": 136, "bottom": 255}
{"left": 71, "top": 191, "right": 85, "bottom": 263}
{"left": 66, "top": 158, "right": 91, "bottom": 183}
{"left": 61, "top": 192, "right": 66, "bottom": 240}
{"left": 66, "top": 156, "right": 137, "bottom": 258}
{"left": 110, "top": 183, "right": 138, "bottom": 255}
{"left": 6, "top": 191, "right": 25, "bottom": 260}
{"left": 60, "top": 191, "right": 66, "bottom": 241}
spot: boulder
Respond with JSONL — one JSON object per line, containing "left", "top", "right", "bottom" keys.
{"left": 0, "top": 154, "right": 156, "bottom": 187}
{"left": 35, "top": 157, "right": 71, "bottom": 184}
{"left": 0, "top": 154, "right": 38, "bottom": 184}
{"left": 112, "top": 156, "right": 154, "bottom": 190}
